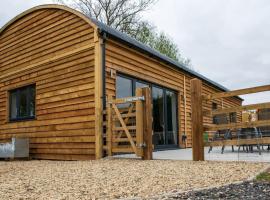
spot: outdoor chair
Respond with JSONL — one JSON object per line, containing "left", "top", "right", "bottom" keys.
{"left": 208, "top": 114, "right": 235, "bottom": 154}
{"left": 237, "top": 128, "right": 262, "bottom": 155}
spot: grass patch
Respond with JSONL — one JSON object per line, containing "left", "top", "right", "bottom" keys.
{"left": 256, "top": 172, "right": 270, "bottom": 182}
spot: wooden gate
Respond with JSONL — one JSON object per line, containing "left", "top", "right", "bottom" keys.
{"left": 105, "top": 87, "right": 153, "bottom": 160}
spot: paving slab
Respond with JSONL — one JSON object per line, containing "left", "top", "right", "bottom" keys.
{"left": 115, "top": 147, "right": 270, "bottom": 162}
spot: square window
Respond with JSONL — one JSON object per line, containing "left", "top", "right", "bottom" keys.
{"left": 229, "top": 112, "right": 237, "bottom": 123}
{"left": 212, "top": 102, "right": 218, "bottom": 110}
{"left": 9, "top": 84, "right": 36, "bottom": 121}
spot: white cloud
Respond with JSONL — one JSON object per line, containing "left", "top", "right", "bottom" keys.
{"left": 0, "top": 0, "right": 53, "bottom": 27}
{"left": 144, "top": 0, "right": 270, "bottom": 104}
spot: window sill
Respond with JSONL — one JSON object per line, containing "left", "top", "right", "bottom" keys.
{"left": 9, "top": 117, "right": 36, "bottom": 123}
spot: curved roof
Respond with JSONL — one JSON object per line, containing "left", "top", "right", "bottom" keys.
{"left": 0, "top": 4, "right": 241, "bottom": 99}
{"left": 0, "top": 4, "right": 97, "bottom": 35}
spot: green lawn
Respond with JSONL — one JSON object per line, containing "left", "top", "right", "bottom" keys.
{"left": 256, "top": 171, "right": 270, "bottom": 182}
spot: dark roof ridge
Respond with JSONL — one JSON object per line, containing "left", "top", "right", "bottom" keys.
{"left": 90, "top": 17, "right": 241, "bottom": 98}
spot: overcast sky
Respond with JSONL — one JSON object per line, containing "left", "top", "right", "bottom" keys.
{"left": 1, "top": 0, "right": 270, "bottom": 104}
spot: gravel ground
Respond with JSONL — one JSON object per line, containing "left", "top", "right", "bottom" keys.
{"left": 0, "top": 159, "right": 267, "bottom": 199}
{"left": 164, "top": 181, "right": 270, "bottom": 200}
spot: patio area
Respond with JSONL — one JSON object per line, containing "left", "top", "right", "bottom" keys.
{"left": 115, "top": 147, "right": 270, "bottom": 162}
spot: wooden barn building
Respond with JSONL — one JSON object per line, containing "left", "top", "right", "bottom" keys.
{"left": 0, "top": 4, "right": 242, "bottom": 160}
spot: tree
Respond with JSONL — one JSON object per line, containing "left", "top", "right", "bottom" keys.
{"left": 135, "top": 22, "right": 192, "bottom": 66}
{"left": 55, "top": 0, "right": 155, "bottom": 36}
{"left": 55, "top": 0, "right": 192, "bottom": 66}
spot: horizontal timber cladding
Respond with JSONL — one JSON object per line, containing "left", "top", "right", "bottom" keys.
{"left": 105, "top": 39, "right": 242, "bottom": 148}
{"left": 0, "top": 8, "right": 96, "bottom": 160}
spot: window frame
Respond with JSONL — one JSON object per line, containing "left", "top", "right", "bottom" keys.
{"left": 9, "top": 84, "right": 36, "bottom": 122}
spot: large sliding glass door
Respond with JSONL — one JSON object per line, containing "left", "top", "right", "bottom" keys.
{"left": 152, "top": 87, "right": 165, "bottom": 146}
{"left": 116, "top": 74, "right": 178, "bottom": 149}
{"left": 152, "top": 87, "right": 178, "bottom": 148}
{"left": 166, "top": 91, "right": 178, "bottom": 146}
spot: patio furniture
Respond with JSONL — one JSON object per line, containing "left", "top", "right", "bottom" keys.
{"left": 237, "top": 128, "right": 262, "bottom": 155}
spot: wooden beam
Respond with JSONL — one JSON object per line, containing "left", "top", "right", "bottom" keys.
{"left": 204, "top": 84, "right": 270, "bottom": 100}
{"left": 107, "top": 95, "right": 112, "bottom": 156}
{"left": 205, "top": 102, "right": 270, "bottom": 116}
{"left": 142, "top": 87, "right": 153, "bottom": 160}
{"left": 113, "top": 126, "right": 136, "bottom": 131}
{"left": 111, "top": 96, "right": 144, "bottom": 104}
{"left": 112, "top": 147, "right": 134, "bottom": 153}
{"left": 136, "top": 88, "right": 144, "bottom": 157}
{"left": 112, "top": 137, "right": 136, "bottom": 142}
{"left": 119, "top": 113, "right": 136, "bottom": 118}
{"left": 205, "top": 137, "right": 270, "bottom": 147}
{"left": 191, "top": 79, "right": 204, "bottom": 161}
{"left": 205, "top": 119, "right": 270, "bottom": 131}
{"left": 94, "top": 31, "right": 103, "bottom": 159}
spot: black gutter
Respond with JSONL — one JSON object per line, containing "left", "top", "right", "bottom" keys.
{"left": 101, "top": 32, "right": 107, "bottom": 110}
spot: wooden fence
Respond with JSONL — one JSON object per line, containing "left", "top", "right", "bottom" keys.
{"left": 191, "top": 78, "right": 270, "bottom": 161}
{"left": 105, "top": 87, "right": 153, "bottom": 160}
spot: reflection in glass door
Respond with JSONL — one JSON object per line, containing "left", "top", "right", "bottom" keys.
{"left": 152, "top": 87, "right": 178, "bottom": 148}
{"left": 152, "top": 87, "right": 165, "bottom": 146}
{"left": 116, "top": 76, "right": 132, "bottom": 98}
{"left": 166, "top": 91, "right": 177, "bottom": 145}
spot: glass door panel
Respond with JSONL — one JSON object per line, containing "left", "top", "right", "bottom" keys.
{"left": 152, "top": 87, "right": 165, "bottom": 146}
{"left": 116, "top": 76, "right": 132, "bottom": 98}
{"left": 166, "top": 90, "right": 178, "bottom": 145}
{"left": 116, "top": 76, "right": 133, "bottom": 108}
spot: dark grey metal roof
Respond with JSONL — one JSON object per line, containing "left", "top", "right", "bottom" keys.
{"left": 90, "top": 18, "right": 242, "bottom": 100}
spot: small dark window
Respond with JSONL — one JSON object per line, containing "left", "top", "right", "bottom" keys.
{"left": 258, "top": 109, "right": 270, "bottom": 120}
{"left": 212, "top": 103, "right": 218, "bottom": 124}
{"left": 9, "top": 85, "right": 36, "bottom": 121}
{"left": 212, "top": 102, "right": 218, "bottom": 110}
{"left": 229, "top": 112, "right": 237, "bottom": 123}
{"left": 213, "top": 114, "right": 228, "bottom": 125}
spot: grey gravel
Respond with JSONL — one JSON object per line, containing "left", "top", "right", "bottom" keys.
{"left": 164, "top": 181, "right": 270, "bottom": 200}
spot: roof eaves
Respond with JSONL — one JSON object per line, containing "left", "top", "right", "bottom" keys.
{"left": 90, "top": 18, "right": 243, "bottom": 101}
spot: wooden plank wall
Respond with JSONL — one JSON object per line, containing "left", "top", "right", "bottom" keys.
{"left": 0, "top": 8, "right": 96, "bottom": 160}
{"left": 105, "top": 39, "right": 242, "bottom": 147}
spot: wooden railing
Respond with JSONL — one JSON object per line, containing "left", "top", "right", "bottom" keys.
{"left": 105, "top": 87, "right": 153, "bottom": 160}
{"left": 191, "top": 78, "right": 270, "bottom": 161}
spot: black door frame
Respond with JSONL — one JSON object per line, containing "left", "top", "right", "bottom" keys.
{"left": 152, "top": 85, "right": 178, "bottom": 149}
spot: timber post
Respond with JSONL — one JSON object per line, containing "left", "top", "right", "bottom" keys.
{"left": 142, "top": 87, "right": 153, "bottom": 160}
{"left": 107, "top": 95, "right": 113, "bottom": 156}
{"left": 191, "top": 78, "right": 204, "bottom": 161}
{"left": 136, "top": 88, "right": 144, "bottom": 157}
{"left": 94, "top": 29, "right": 103, "bottom": 159}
